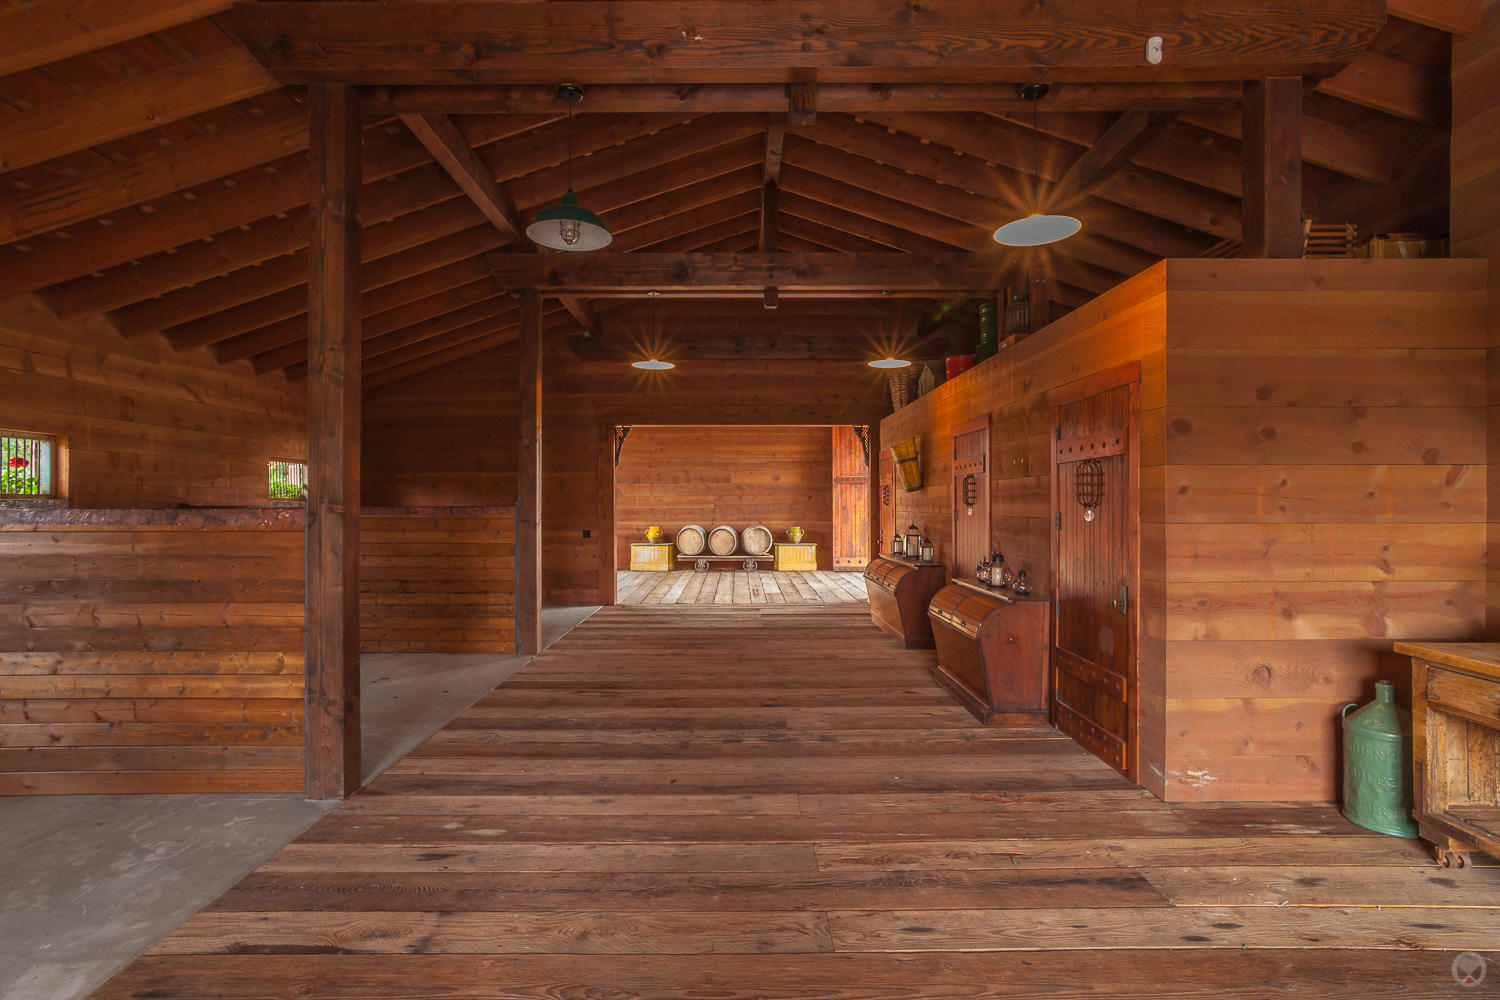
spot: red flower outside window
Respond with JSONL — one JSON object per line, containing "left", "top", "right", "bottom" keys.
{"left": 7, "top": 456, "right": 27, "bottom": 469}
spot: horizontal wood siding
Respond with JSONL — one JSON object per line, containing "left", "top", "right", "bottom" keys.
{"left": 615, "top": 425, "right": 834, "bottom": 570}
{"left": 1159, "top": 258, "right": 1489, "bottom": 802}
{"left": 360, "top": 509, "right": 517, "bottom": 653}
{"left": 0, "top": 517, "right": 305, "bottom": 794}
{"left": 0, "top": 293, "right": 305, "bottom": 507}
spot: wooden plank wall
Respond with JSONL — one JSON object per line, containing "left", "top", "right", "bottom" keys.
{"left": 0, "top": 509, "right": 305, "bottom": 795}
{"left": 1157, "top": 258, "right": 1487, "bottom": 802}
{"left": 0, "top": 293, "right": 305, "bottom": 507}
{"left": 1451, "top": 0, "right": 1500, "bottom": 636}
{"left": 362, "top": 344, "right": 518, "bottom": 506}
{"left": 360, "top": 507, "right": 517, "bottom": 653}
{"left": 881, "top": 259, "right": 1488, "bottom": 803}
{"left": 614, "top": 425, "right": 834, "bottom": 570}
{"left": 881, "top": 266, "right": 1171, "bottom": 790}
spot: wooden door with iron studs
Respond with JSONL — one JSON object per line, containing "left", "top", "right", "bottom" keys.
{"left": 952, "top": 416, "right": 990, "bottom": 576}
{"left": 832, "top": 426, "right": 871, "bottom": 570}
{"left": 1050, "top": 377, "right": 1139, "bottom": 781}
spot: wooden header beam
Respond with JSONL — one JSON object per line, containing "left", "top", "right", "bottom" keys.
{"left": 232, "top": 1, "right": 1384, "bottom": 85}
{"left": 362, "top": 82, "right": 1244, "bottom": 115}
{"left": 487, "top": 252, "right": 1016, "bottom": 294}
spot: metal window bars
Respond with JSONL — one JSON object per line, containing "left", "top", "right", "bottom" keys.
{"left": 1, "top": 432, "right": 54, "bottom": 497}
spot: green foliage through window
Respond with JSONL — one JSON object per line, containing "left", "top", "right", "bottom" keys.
{"left": 2, "top": 432, "right": 54, "bottom": 497}
{"left": 268, "top": 459, "right": 308, "bottom": 501}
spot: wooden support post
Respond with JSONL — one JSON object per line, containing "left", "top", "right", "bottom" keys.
{"left": 304, "top": 83, "right": 362, "bottom": 800}
{"left": 1241, "top": 76, "right": 1304, "bottom": 258}
{"left": 1027, "top": 268, "right": 1050, "bottom": 333}
{"left": 866, "top": 420, "right": 881, "bottom": 566}
{"left": 517, "top": 288, "right": 543, "bottom": 654}
{"left": 597, "top": 420, "right": 617, "bottom": 606}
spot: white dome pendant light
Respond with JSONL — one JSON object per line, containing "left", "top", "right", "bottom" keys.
{"left": 527, "top": 84, "right": 613, "bottom": 252}
{"left": 993, "top": 83, "right": 1082, "bottom": 248}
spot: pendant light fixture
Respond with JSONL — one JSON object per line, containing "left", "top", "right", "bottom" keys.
{"left": 632, "top": 291, "right": 675, "bottom": 370}
{"left": 868, "top": 290, "right": 912, "bottom": 369}
{"left": 527, "top": 84, "right": 612, "bottom": 252}
{"left": 993, "top": 83, "right": 1082, "bottom": 248}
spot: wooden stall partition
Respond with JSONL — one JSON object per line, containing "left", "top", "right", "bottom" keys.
{"left": 359, "top": 506, "right": 517, "bottom": 653}
{"left": 1158, "top": 258, "right": 1489, "bottom": 802}
{"left": 0, "top": 508, "right": 305, "bottom": 795}
{"left": 613, "top": 425, "right": 837, "bottom": 572}
{"left": 1450, "top": 1, "right": 1500, "bottom": 637}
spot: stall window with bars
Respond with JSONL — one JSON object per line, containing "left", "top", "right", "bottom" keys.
{"left": 268, "top": 459, "right": 308, "bottom": 501}
{"left": 1, "top": 432, "right": 55, "bottom": 497}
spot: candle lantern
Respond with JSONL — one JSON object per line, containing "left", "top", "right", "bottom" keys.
{"left": 891, "top": 532, "right": 904, "bottom": 556}
{"left": 919, "top": 536, "right": 936, "bottom": 563}
{"left": 905, "top": 523, "right": 921, "bottom": 557}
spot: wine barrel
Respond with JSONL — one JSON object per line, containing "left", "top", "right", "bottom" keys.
{"left": 707, "top": 524, "right": 739, "bottom": 556}
{"left": 741, "top": 524, "right": 773, "bottom": 556}
{"left": 675, "top": 524, "right": 707, "bottom": 556}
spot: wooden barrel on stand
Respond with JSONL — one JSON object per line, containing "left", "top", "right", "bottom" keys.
{"left": 742, "top": 524, "right": 773, "bottom": 556}
{"left": 707, "top": 525, "right": 739, "bottom": 556}
{"left": 676, "top": 524, "right": 707, "bottom": 556}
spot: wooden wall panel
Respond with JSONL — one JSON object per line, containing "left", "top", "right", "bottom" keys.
{"left": 881, "top": 259, "right": 1489, "bottom": 804}
{"left": 1451, "top": 0, "right": 1500, "bottom": 636}
{"left": 0, "top": 509, "right": 305, "bottom": 795}
{"left": 359, "top": 508, "right": 516, "bottom": 653}
{"left": 614, "top": 425, "right": 833, "bottom": 570}
{"left": 0, "top": 293, "right": 305, "bottom": 507}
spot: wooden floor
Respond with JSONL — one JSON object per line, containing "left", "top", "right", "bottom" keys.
{"left": 95, "top": 606, "right": 1500, "bottom": 998}
{"left": 617, "top": 569, "right": 868, "bottom": 605}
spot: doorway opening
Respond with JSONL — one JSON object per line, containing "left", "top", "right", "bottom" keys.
{"left": 610, "top": 424, "right": 871, "bottom": 607}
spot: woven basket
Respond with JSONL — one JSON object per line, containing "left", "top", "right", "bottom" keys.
{"left": 888, "top": 369, "right": 916, "bottom": 410}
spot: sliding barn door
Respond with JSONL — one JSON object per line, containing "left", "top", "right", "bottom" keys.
{"left": 1051, "top": 380, "right": 1138, "bottom": 781}
{"left": 951, "top": 416, "right": 990, "bottom": 576}
{"left": 832, "top": 426, "right": 871, "bottom": 570}
{"left": 877, "top": 447, "right": 895, "bottom": 558}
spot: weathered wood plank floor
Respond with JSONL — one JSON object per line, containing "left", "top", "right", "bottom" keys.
{"left": 618, "top": 569, "right": 868, "bottom": 605}
{"left": 95, "top": 606, "right": 1500, "bottom": 998}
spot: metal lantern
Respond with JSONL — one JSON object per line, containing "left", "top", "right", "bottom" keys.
{"left": 891, "top": 532, "right": 904, "bottom": 556}
{"left": 919, "top": 536, "right": 935, "bottom": 563}
{"left": 905, "top": 523, "right": 921, "bottom": 557}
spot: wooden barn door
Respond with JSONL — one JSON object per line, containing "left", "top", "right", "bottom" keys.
{"left": 877, "top": 447, "right": 895, "bottom": 558}
{"left": 832, "top": 426, "right": 871, "bottom": 570}
{"left": 1050, "top": 371, "right": 1139, "bottom": 782}
{"left": 951, "top": 416, "right": 990, "bottom": 575}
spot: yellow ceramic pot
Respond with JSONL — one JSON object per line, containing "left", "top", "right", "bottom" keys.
{"left": 644, "top": 525, "right": 664, "bottom": 543}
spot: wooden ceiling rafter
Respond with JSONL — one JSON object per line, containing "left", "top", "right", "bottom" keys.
{"left": 230, "top": 1, "right": 1387, "bottom": 85}
{"left": 0, "top": 0, "right": 235, "bottom": 77}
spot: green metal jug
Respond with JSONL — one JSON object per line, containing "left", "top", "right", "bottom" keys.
{"left": 1341, "top": 681, "right": 1420, "bottom": 838}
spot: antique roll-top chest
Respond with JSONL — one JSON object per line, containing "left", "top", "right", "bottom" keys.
{"left": 863, "top": 555, "right": 946, "bottom": 649}
{"left": 928, "top": 579, "right": 1050, "bottom": 725}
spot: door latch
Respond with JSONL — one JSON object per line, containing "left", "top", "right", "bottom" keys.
{"left": 1055, "top": 512, "right": 1062, "bottom": 530}
{"left": 1109, "top": 584, "right": 1129, "bottom": 616}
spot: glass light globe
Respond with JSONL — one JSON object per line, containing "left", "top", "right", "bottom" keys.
{"left": 993, "top": 213, "right": 1082, "bottom": 247}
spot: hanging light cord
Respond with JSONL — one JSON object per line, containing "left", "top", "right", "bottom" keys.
{"left": 566, "top": 99, "right": 574, "bottom": 191}
{"left": 1031, "top": 91, "right": 1041, "bottom": 207}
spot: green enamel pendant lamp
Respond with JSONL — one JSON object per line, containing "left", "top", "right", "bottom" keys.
{"left": 993, "top": 84, "right": 1082, "bottom": 248}
{"left": 527, "top": 84, "right": 613, "bottom": 252}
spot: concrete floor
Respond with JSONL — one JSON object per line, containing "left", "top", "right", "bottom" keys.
{"left": 0, "top": 605, "right": 598, "bottom": 1000}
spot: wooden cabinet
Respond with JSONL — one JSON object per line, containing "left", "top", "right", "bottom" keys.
{"left": 928, "top": 580, "right": 1050, "bottom": 724}
{"left": 629, "top": 543, "right": 673, "bottom": 572}
{"left": 1396, "top": 642, "right": 1500, "bottom": 867}
{"left": 864, "top": 555, "right": 946, "bottom": 649}
{"left": 774, "top": 542, "right": 818, "bottom": 571}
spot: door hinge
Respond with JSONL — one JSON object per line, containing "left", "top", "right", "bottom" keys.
{"left": 1109, "top": 584, "right": 1129, "bottom": 616}
{"left": 1055, "top": 426, "right": 1062, "bottom": 440}
{"left": 1055, "top": 512, "right": 1062, "bottom": 530}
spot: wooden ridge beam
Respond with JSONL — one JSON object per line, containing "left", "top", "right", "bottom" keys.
{"left": 362, "top": 81, "right": 1246, "bottom": 116}
{"left": 0, "top": 0, "right": 232, "bottom": 77}
{"left": 0, "top": 106, "right": 307, "bottom": 245}
{"left": 1049, "top": 111, "right": 1175, "bottom": 209}
{"left": 233, "top": 1, "right": 1385, "bottom": 85}
{"left": 0, "top": 46, "right": 278, "bottom": 173}
{"left": 400, "top": 113, "right": 526, "bottom": 245}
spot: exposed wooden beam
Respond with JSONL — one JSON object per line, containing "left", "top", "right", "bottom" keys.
{"left": 1241, "top": 76, "right": 1304, "bottom": 258}
{"left": 517, "top": 288, "right": 543, "bottom": 656}
{"left": 399, "top": 113, "right": 526, "bottom": 244}
{"left": 0, "top": 0, "right": 232, "bottom": 77}
{"left": 1176, "top": 111, "right": 1396, "bottom": 186}
{"left": 362, "top": 81, "right": 1246, "bottom": 116}
{"left": 1316, "top": 49, "right": 1449, "bottom": 126}
{"left": 763, "top": 116, "right": 787, "bottom": 184}
{"left": 787, "top": 82, "right": 818, "bottom": 126}
{"left": 0, "top": 46, "right": 278, "bottom": 173}
{"left": 759, "top": 180, "right": 781, "bottom": 253}
{"left": 0, "top": 107, "right": 307, "bottom": 245}
{"left": 277, "top": 294, "right": 515, "bottom": 378}
{"left": 1387, "top": 0, "right": 1481, "bottom": 35}
{"left": 233, "top": 1, "right": 1385, "bottom": 85}
{"left": 304, "top": 83, "right": 362, "bottom": 801}
{"left": 489, "top": 252, "right": 1019, "bottom": 294}
{"left": 559, "top": 297, "right": 603, "bottom": 338}
{"left": 1049, "top": 111, "right": 1175, "bottom": 208}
